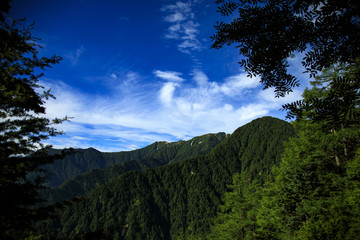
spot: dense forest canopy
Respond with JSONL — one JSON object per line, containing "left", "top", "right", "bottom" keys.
{"left": 36, "top": 117, "right": 295, "bottom": 239}
{"left": 42, "top": 133, "right": 227, "bottom": 204}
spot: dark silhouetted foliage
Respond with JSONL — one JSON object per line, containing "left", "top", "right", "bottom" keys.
{"left": 212, "top": 0, "right": 360, "bottom": 96}
{"left": 0, "top": 1, "right": 65, "bottom": 239}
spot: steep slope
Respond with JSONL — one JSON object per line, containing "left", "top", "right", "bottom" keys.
{"left": 44, "top": 132, "right": 227, "bottom": 203}
{"left": 44, "top": 148, "right": 106, "bottom": 188}
{"left": 38, "top": 117, "right": 295, "bottom": 240}
{"left": 43, "top": 133, "right": 227, "bottom": 188}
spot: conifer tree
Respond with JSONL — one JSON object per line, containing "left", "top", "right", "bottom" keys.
{"left": 205, "top": 63, "right": 360, "bottom": 240}
{"left": 207, "top": 174, "right": 261, "bottom": 240}
{"left": 256, "top": 62, "right": 360, "bottom": 239}
{"left": 0, "top": 1, "right": 65, "bottom": 239}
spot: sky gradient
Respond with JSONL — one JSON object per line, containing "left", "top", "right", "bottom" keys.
{"left": 11, "top": 0, "right": 309, "bottom": 152}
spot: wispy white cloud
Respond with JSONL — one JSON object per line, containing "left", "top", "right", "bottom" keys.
{"left": 210, "top": 74, "right": 261, "bottom": 97}
{"left": 258, "top": 87, "right": 303, "bottom": 107}
{"left": 43, "top": 69, "right": 302, "bottom": 151}
{"left": 159, "top": 82, "right": 179, "bottom": 106}
{"left": 192, "top": 69, "right": 208, "bottom": 86}
{"left": 154, "top": 70, "right": 185, "bottom": 82}
{"left": 161, "top": 1, "right": 202, "bottom": 53}
{"left": 165, "top": 12, "right": 187, "bottom": 22}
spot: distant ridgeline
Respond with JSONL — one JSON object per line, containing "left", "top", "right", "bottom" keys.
{"left": 37, "top": 117, "right": 295, "bottom": 239}
{"left": 42, "top": 132, "right": 228, "bottom": 204}
{"left": 44, "top": 132, "right": 228, "bottom": 188}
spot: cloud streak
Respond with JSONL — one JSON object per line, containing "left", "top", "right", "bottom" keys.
{"left": 154, "top": 70, "right": 185, "bottom": 82}
{"left": 43, "top": 69, "right": 302, "bottom": 152}
{"left": 161, "top": 1, "right": 202, "bottom": 53}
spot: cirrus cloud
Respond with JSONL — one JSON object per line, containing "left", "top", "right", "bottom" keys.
{"left": 43, "top": 68, "right": 302, "bottom": 152}
{"left": 161, "top": 1, "right": 202, "bottom": 53}
{"left": 154, "top": 70, "right": 185, "bottom": 82}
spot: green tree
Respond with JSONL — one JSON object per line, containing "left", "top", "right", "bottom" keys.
{"left": 203, "top": 63, "right": 360, "bottom": 240}
{"left": 283, "top": 60, "right": 360, "bottom": 165}
{"left": 256, "top": 63, "right": 360, "bottom": 239}
{"left": 0, "top": 2, "right": 65, "bottom": 239}
{"left": 206, "top": 174, "right": 261, "bottom": 240}
{"left": 256, "top": 120, "right": 360, "bottom": 239}
{"left": 212, "top": 0, "right": 360, "bottom": 96}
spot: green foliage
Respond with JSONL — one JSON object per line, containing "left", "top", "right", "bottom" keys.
{"left": 284, "top": 60, "right": 360, "bottom": 167}
{"left": 42, "top": 132, "right": 227, "bottom": 188}
{"left": 206, "top": 120, "right": 360, "bottom": 240}
{"left": 284, "top": 61, "right": 360, "bottom": 131}
{"left": 41, "top": 133, "right": 227, "bottom": 204}
{"left": 256, "top": 119, "right": 360, "bottom": 239}
{"left": 205, "top": 63, "right": 360, "bottom": 240}
{"left": 36, "top": 117, "right": 295, "bottom": 239}
{"left": 206, "top": 174, "right": 261, "bottom": 240}
{"left": 24, "top": 232, "right": 43, "bottom": 240}
{"left": 212, "top": 0, "right": 360, "bottom": 96}
{"left": 0, "top": 1, "right": 64, "bottom": 239}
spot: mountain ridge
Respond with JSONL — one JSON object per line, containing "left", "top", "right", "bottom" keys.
{"left": 43, "top": 132, "right": 228, "bottom": 188}
{"left": 38, "top": 117, "right": 296, "bottom": 239}
{"left": 42, "top": 132, "right": 228, "bottom": 203}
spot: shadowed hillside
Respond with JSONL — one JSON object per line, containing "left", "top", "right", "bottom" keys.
{"left": 43, "top": 133, "right": 227, "bottom": 203}
{"left": 43, "top": 132, "right": 227, "bottom": 188}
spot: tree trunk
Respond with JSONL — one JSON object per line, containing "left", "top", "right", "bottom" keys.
{"left": 331, "top": 128, "right": 341, "bottom": 166}
{"left": 341, "top": 123, "right": 349, "bottom": 161}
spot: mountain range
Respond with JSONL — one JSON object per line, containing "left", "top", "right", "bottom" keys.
{"left": 43, "top": 132, "right": 228, "bottom": 203}
{"left": 37, "top": 117, "right": 295, "bottom": 239}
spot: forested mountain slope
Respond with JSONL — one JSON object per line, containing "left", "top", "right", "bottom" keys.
{"left": 38, "top": 117, "right": 295, "bottom": 239}
{"left": 43, "top": 133, "right": 227, "bottom": 203}
{"left": 44, "top": 133, "right": 227, "bottom": 188}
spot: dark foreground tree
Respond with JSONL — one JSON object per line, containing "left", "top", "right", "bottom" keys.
{"left": 212, "top": 0, "right": 360, "bottom": 96}
{"left": 0, "top": 2, "right": 65, "bottom": 239}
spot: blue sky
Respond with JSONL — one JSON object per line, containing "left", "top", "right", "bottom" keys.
{"left": 11, "top": 0, "right": 309, "bottom": 152}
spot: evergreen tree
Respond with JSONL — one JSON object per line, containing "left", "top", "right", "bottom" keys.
{"left": 0, "top": 1, "right": 65, "bottom": 239}
{"left": 256, "top": 62, "right": 360, "bottom": 239}
{"left": 283, "top": 60, "right": 360, "bottom": 165}
{"left": 205, "top": 63, "right": 360, "bottom": 239}
{"left": 207, "top": 174, "right": 261, "bottom": 240}
{"left": 256, "top": 121, "right": 360, "bottom": 239}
